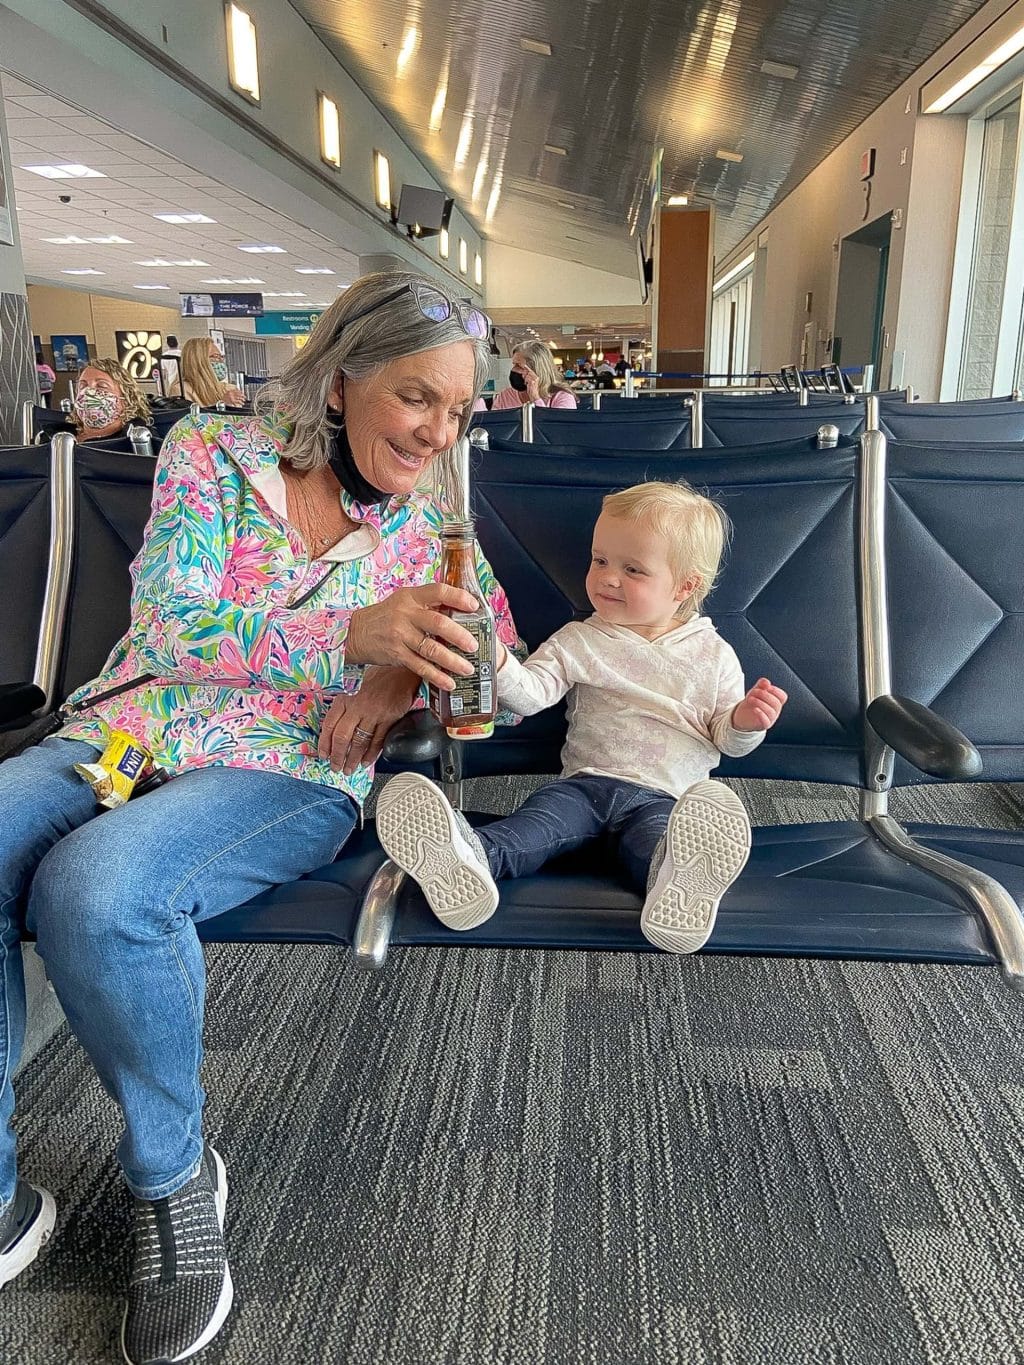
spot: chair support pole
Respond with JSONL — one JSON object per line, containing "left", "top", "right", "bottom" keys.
{"left": 352, "top": 860, "right": 406, "bottom": 970}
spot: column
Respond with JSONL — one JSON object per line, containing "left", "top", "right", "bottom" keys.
{"left": 0, "top": 90, "right": 36, "bottom": 444}
{"left": 651, "top": 205, "right": 714, "bottom": 388}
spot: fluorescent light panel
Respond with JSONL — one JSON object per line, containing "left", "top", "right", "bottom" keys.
{"left": 136, "top": 258, "right": 209, "bottom": 267}
{"left": 520, "top": 37, "right": 552, "bottom": 56}
{"left": 237, "top": 243, "right": 285, "bottom": 253}
{"left": 713, "top": 251, "right": 755, "bottom": 293}
{"left": 374, "top": 150, "right": 391, "bottom": 209}
{"left": 924, "top": 22, "right": 1024, "bottom": 112}
{"left": 667, "top": 194, "right": 689, "bottom": 206}
{"left": 62, "top": 268, "right": 104, "bottom": 275}
{"left": 45, "top": 234, "right": 132, "bottom": 244}
{"left": 22, "top": 163, "right": 105, "bottom": 179}
{"left": 263, "top": 291, "right": 306, "bottom": 297}
{"left": 716, "top": 148, "right": 744, "bottom": 163}
{"left": 225, "top": 3, "right": 260, "bottom": 102}
{"left": 202, "top": 277, "right": 264, "bottom": 284}
{"left": 760, "top": 59, "right": 799, "bottom": 79}
{"left": 318, "top": 92, "right": 341, "bottom": 167}
{"left": 295, "top": 266, "right": 334, "bottom": 274}
{"left": 439, "top": 226, "right": 450, "bottom": 259}
{"left": 459, "top": 238, "right": 468, "bottom": 274}
{"left": 154, "top": 213, "right": 215, "bottom": 224}
{"left": 474, "top": 252, "right": 482, "bottom": 286}
{"left": 134, "top": 283, "right": 170, "bottom": 289}
{"left": 544, "top": 143, "right": 567, "bottom": 155}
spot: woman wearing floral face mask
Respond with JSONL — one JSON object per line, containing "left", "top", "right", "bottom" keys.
{"left": 177, "top": 337, "right": 247, "bottom": 408}
{"left": 73, "top": 360, "right": 152, "bottom": 442}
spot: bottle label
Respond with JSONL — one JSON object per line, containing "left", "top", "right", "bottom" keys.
{"left": 447, "top": 612, "right": 495, "bottom": 718}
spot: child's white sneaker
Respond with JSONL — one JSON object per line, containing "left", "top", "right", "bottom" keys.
{"left": 376, "top": 772, "right": 499, "bottom": 931}
{"left": 641, "top": 780, "right": 751, "bottom": 953}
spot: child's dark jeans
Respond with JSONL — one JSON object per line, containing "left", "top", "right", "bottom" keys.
{"left": 475, "top": 773, "right": 676, "bottom": 893}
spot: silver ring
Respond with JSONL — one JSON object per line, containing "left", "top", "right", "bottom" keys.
{"left": 353, "top": 726, "right": 374, "bottom": 742}
{"left": 418, "top": 634, "right": 431, "bottom": 657}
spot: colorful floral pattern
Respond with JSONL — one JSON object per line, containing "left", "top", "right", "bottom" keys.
{"left": 60, "top": 413, "right": 519, "bottom": 807}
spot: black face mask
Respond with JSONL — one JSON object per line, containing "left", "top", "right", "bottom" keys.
{"left": 326, "top": 421, "right": 389, "bottom": 508}
{"left": 509, "top": 369, "right": 528, "bottom": 392}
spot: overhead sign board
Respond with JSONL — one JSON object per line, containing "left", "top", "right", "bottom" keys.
{"left": 255, "top": 310, "right": 323, "bottom": 335}
{"left": 180, "top": 292, "right": 264, "bottom": 318}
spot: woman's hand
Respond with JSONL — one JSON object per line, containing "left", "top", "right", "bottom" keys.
{"left": 318, "top": 666, "right": 421, "bottom": 774}
{"left": 521, "top": 366, "right": 542, "bottom": 403}
{"left": 732, "top": 678, "right": 788, "bottom": 732}
{"left": 225, "top": 385, "right": 247, "bottom": 407}
{"left": 346, "top": 583, "right": 481, "bottom": 690}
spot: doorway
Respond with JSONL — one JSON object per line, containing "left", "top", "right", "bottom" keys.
{"left": 833, "top": 213, "right": 892, "bottom": 384}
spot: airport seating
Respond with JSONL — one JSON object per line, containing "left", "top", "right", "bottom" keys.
{"left": 703, "top": 403, "right": 865, "bottom": 446}
{"left": 4, "top": 428, "right": 1021, "bottom": 978}
{"left": 482, "top": 430, "right": 859, "bottom": 465}
{"left": 880, "top": 401, "right": 1024, "bottom": 442}
{"left": 0, "top": 444, "right": 51, "bottom": 729}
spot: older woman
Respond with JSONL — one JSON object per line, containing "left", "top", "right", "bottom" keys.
{"left": 176, "top": 336, "right": 247, "bottom": 407}
{"left": 491, "top": 339, "right": 578, "bottom": 410}
{"left": 73, "top": 358, "right": 152, "bottom": 441}
{"left": 0, "top": 271, "right": 517, "bottom": 1363}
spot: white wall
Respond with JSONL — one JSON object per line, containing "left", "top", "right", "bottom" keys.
{"left": 713, "top": 0, "right": 1010, "bottom": 398}
{"left": 486, "top": 243, "right": 641, "bottom": 310}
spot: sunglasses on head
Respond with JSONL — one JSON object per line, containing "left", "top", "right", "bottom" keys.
{"left": 333, "top": 279, "right": 490, "bottom": 341}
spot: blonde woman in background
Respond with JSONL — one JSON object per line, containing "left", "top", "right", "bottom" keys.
{"left": 177, "top": 337, "right": 247, "bottom": 407}
{"left": 491, "top": 339, "right": 578, "bottom": 409}
{"left": 73, "top": 358, "right": 152, "bottom": 442}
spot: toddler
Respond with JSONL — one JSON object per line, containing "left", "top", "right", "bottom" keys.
{"left": 377, "top": 481, "right": 787, "bottom": 953}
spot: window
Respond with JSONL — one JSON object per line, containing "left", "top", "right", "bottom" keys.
{"left": 709, "top": 266, "right": 753, "bottom": 386}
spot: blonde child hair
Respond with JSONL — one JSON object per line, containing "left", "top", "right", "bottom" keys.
{"left": 601, "top": 480, "right": 731, "bottom": 613}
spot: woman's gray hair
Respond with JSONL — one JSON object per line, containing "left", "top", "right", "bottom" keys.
{"left": 256, "top": 270, "right": 489, "bottom": 504}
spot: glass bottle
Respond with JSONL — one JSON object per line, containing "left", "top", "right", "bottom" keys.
{"left": 431, "top": 520, "right": 497, "bottom": 740}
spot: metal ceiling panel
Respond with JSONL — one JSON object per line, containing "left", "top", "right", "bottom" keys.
{"left": 291, "top": 0, "right": 991, "bottom": 274}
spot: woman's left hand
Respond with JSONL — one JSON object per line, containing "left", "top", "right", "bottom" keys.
{"left": 522, "top": 367, "right": 542, "bottom": 403}
{"left": 318, "top": 666, "right": 422, "bottom": 774}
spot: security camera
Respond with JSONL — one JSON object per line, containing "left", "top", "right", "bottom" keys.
{"left": 58, "top": 194, "right": 71, "bottom": 204}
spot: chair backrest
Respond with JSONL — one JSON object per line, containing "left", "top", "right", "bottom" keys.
{"left": 55, "top": 443, "right": 156, "bottom": 702}
{"left": 148, "top": 405, "right": 193, "bottom": 438}
{"left": 469, "top": 410, "right": 523, "bottom": 444}
{"left": 484, "top": 432, "right": 859, "bottom": 462}
{"left": 0, "top": 445, "right": 50, "bottom": 686}
{"left": 881, "top": 404, "right": 1024, "bottom": 442}
{"left": 30, "top": 405, "right": 74, "bottom": 442}
{"left": 532, "top": 405, "right": 691, "bottom": 449}
{"left": 468, "top": 443, "right": 863, "bottom": 784}
{"left": 885, "top": 439, "right": 1024, "bottom": 784}
{"left": 704, "top": 405, "right": 866, "bottom": 447}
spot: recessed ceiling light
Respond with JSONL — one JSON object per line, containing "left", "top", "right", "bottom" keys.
{"left": 43, "top": 235, "right": 89, "bottom": 244}
{"left": 667, "top": 194, "right": 689, "bottom": 206}
{"left": 760, "top": 59, "right": 799, "bottom": 80}
{"left": 294, "top": 266, "right": 335, "bottom": 274}
{"left": 201, "top": 277, "right": 265, "bottom": 284}
{"left": 136, "top": 258, "right": 210, "bottom": 267}
{"left": 154, "top": 213, "right": 216, "bottom": 224}
{"left": 91, "top": 235, "right": 132, "bottom": 244}
{"left": 44, "top": 234, "right": 132, "bottom": 245}
{"left": 544, "top": 144, "right": 567, "bottom": 156}
{"left": 134, "top": 283, "right": 170, "bottom": 290}
{"left": 61, "top": 268, "right": 104, "bottom": 275}
{"left": 263, "top": 291, "right": 306, "bottom": 298}
{"left": 520, "top": 37, "right": 552, "bottom": 56}
{"left": 557, "top": 200, "right": 575, "bottom": 209}
{"left": 22, "top": 163, "right": 105, "bottom": 179}
{"left": 716, "top": 148, "right": 744, "bottom": 163}
{"left": 238, "top": 243, "right": 285, "bottom": 253}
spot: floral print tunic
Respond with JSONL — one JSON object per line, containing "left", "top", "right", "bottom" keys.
{"left": 59, "top": 412, "right": 519, "bottom": 807}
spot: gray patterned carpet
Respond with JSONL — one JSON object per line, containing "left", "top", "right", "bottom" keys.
{"left": 3, "top": 778, "right": 1024, "bottom": 1365}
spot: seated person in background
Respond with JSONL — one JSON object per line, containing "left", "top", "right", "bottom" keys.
{"left": 176, "top": 336, "right": 247, "bottom": 407}
{"left": 158, "top": 333, "right": 182, "bottom": 397}
{"left": 378, "top": 480, "right": 788, "bottom": 956}
{"left": 491, "top": 340, "right": 578, "bottom": 409}
{"left": 73, "top": 359, "right": 152, "bottom": 442}
{"left": 0, "top": 270, "right": 517, "bottom": 1363}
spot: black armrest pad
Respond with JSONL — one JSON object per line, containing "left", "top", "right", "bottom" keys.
{"left": 867, "top": 694, "right": 982, "bottom": 780}
{"left": 0, "top": 682, "right": 46, "bottom": 725}
{"left": 382, "top": 709, "right": 445, "bottom": 764}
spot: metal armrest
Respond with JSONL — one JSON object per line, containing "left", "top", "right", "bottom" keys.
{"left": 0, "top": 682, "right": 46, "bottom": 726}
{"left": 866, "top": 694, "right": 982, "bottom": 779}
{"left": 382, "top": 709, "right": 445, "bottom": 764}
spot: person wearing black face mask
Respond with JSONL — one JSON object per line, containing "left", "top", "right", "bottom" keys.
{"left": 491, "top": 341, "right": 578, "bottom": 410}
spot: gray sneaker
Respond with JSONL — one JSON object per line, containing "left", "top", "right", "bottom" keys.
{"left": 121, "top": 1144, "right": 233, "bottom": 1365}
{"left": 0, "top": 1178, "right": 56, "bottom": 1287}
{"left": 642, "top": 780, "right": 751, "bottom": 953}
{"left": 376, "top": 772, "right": 499, "bottom": 930}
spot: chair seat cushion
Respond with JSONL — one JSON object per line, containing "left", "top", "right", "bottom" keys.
{"left": 387, "top": 817, "right": 997, "bottom": 963}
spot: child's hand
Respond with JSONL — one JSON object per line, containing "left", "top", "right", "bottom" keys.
{"left": 732, "top": 678, "right": 788, "bottom": 732}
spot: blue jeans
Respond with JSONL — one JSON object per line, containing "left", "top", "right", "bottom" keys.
{"left": 0, "top": 738, "right": 357, "bottom": 1206}
{"left": 477, "top": 774, "right": 675, "bottom": 892}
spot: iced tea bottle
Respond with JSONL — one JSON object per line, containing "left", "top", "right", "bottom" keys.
{"left": 431, "top": 520, "right": 497, "bottom": 740}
